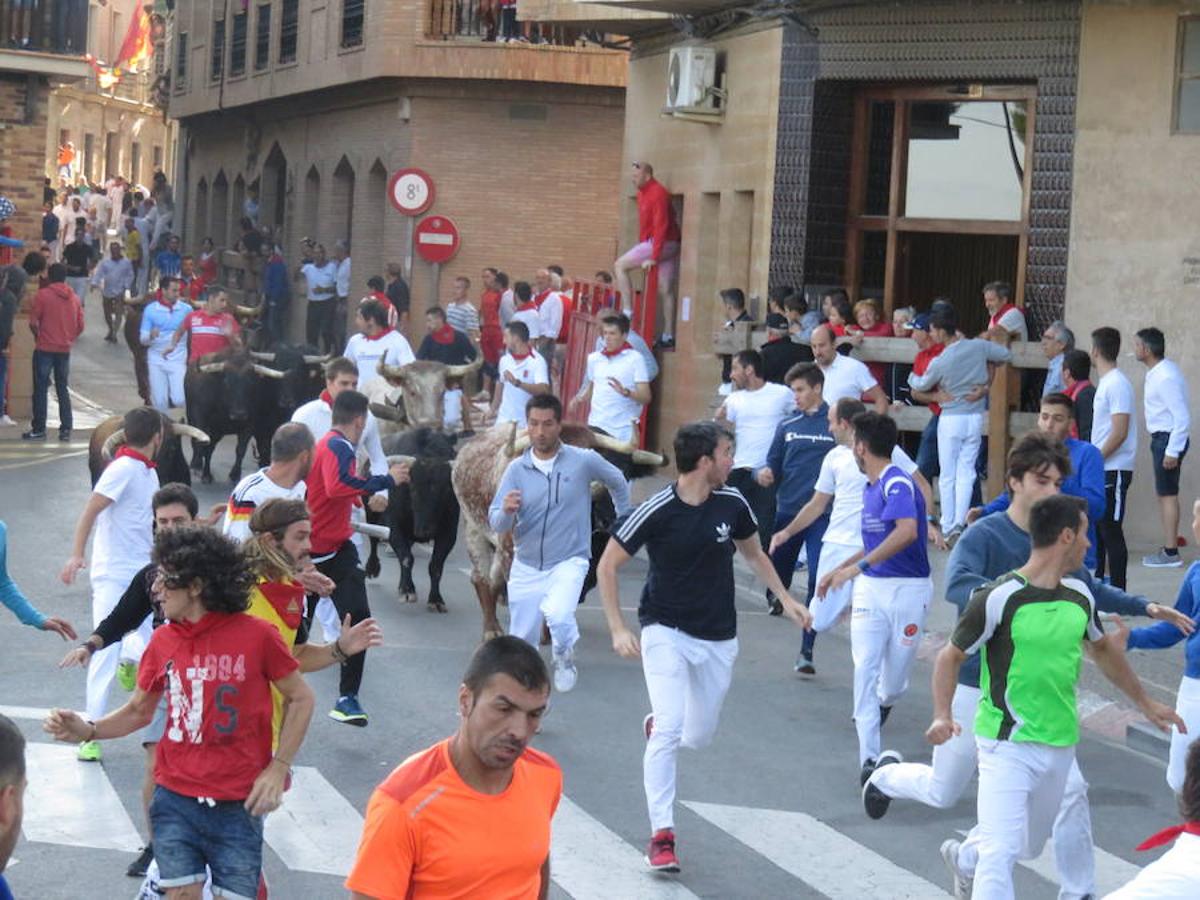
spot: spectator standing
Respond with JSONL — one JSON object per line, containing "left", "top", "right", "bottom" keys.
{"left": 41, "top": 202, "right": 60, "bottom": 261}
{"left": 23, "top": 263, "right": 84, "bottom": 441}
{"left": 903, "top": 313, "right": 946, "bottom": 483}
{"left": 196, "top": 236, "right": 219, "bottom": 285}
{"left": 492, "top": 321, "right": 549, "bottom": 425}
{"left": 849, "top": 299, "right": 893, "bottom": 387}
{"left": 715, "top": 349, "right": 795, "bottom": 548}
{"left": 1063, "top": 348, "right": 1095, "bottom": 441}
{"left": 810, "top": 324, "right": 889, "bottom": 412}
{"left": 1041, "top": 320, "right": 1074, "bottom": 397}
{"left": 140, "top": 276, "right": 192, "bottom": 412}
{"left": 0, "top": 253, "right": 47, "bottom": 428}
{"left": 417, "top": 307, "right": 477, "bottom": 432}
{"left": 531, "top": 269, "right": 564, "bottom": 361}
{"left": 716, "top": 288, "right": 753, "bottom": 395}
{"left": 1089, "top": 326, "right": 1139, "bottom": 589}
{"left": 332, "top": 240, "right": 352, "bottom": 351}
{"left": 343, "top": 300, "right": 415, "bottom": 392}
{"left": 384, "top": 262, "right": 410, "bottom": 333}
{"left": 91, "top": 242, "right": 134, "bottom": 344}
{"left": 299, "top": 244, "right": 339, "bottom": 352}
{"left": 61, "top": 217, "right": 94, "bottom": 304}
{"left": 262, "top": 243, "right": 291, "bottom": 347}
{"left": 123, "top": 216, "right": 144, "bottom": 296}
{"left": 907, "top": 306, "right": 1011, "bottom": 541}
{"left": 149, "top": 172, "right": 174, "bottom": 250}
{"left": 497, "top": 271, "right": 516, "bottom": 325}
{"left": 571, "top": 313, "right": 651, "bottom": 445}
{"left": 982, "top": 280, "right": 1027, "bottom": 341}
{"left": 153, "top": 234, "right": 181, "bottom": 280}
{"left": 760, "top": 312, "right": 812, "bottom": 384}
{"left": 445, "top": 276, "right": 481, "bottom": 337}
{"left": 479, "top": 267, "right": 504, "bottom": 399}
{"left": 1136, "top": 326, "right": 1191, "bottom": 568}
{"left": 614, "top": 162, "right": 681, "bottom": 347}
{"left": 509, "top": 281, "right": 542, "bottom": 342}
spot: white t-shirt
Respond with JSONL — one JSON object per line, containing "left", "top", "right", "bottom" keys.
{"left": 300, "top": 261, "right": 338, "bottom": 302}
{"left": 722, "top": 382, "right": 795, "bottom": 470}
{"left": 816, "top": 444, "right": 919, "bottom": 547}
{"left": 820, "top": 354, "right": 878, "bottom": 404}
{"left": 335, "top": 257, "right": 352, "bottom": 297}
{"left": 1092, "top": 367, "right": 1139, "bottom": 471}
{"left": 223, "top": 469, "right": 307, "bottom": 543}
{"left": 443, "top": 388, "right": 464, "bottom": 431}
{"left": 344, "top": 330, "right": 415, "bottom": 391}
{"left": 511, "top": 307, "right": 542, "bottom": 341}
{"left": 496, "top": 352, "right": 550, "bottom": 424}
{"left": 91, "top": 455, "right": 158, "bottom": 582}
{"left": 585, "top": 348, "right": 650, "bottom": 443}
{"left": 530, "top": 451, "right": 558, "bottom": 476}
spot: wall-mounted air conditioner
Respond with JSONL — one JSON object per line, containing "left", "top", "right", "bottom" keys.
{"left": 666, "top": 46, "right": 718, "bottom": 111}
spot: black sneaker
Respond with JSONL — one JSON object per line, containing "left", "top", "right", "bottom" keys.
{"left": 794, "top": 653, "right": 816, "bottom": 677}
{"left": 59, "top": 429, "right": 71, "bottom": 442}
{"left": 880, "top": 704, "right": 893, "bottom": 726}
{"left": 126, "top": 843, "right": 153, "bottom": 877}
{"left": 859, "top": 757, "right": 877, "bottom": 787}
{"left": 766, "top": 591, "right": 783, "bottom": 616}
{"left": 654, "top": 336, "right": 675, "bottom": 350}
{"left": 21, "top": 429, "right": 46, "bottom": 440}
{"left": 862, "top": 750, "right": 902, "bottom": 819}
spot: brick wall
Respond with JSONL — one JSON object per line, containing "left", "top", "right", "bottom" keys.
{"left": 1, "top": 73, "right": 52, "bottom": 418}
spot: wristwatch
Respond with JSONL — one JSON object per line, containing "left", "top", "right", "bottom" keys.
{"left": 856, "top": 558, "right": 870, "bottom": 572}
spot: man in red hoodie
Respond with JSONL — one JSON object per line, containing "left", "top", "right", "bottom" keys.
{"left": 24, "top": 262, "right": 84, "bottom": 441}
{"left": 613, "top": 161, "right": 681, "bottom": 349}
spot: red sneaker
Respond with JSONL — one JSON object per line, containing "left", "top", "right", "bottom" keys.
{"left": 646, "top": 828, "right": 680, "bottom": 872}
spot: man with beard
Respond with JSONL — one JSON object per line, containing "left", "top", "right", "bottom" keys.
{"left": 346, "top": 637, "right": 560, "bottom": 899}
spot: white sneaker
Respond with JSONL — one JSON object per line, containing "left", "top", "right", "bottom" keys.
{"left": 552, "top": 647, "right": 577, "bottom": 693}
{"left": 940, "top": 839, "right": 972, "bottom": 899}
{"left": 0, "top": 414, "right": 15, "bottom": 427}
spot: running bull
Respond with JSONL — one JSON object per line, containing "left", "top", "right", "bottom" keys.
{"left": 369, "top": 358, "right": 483, "bottom": 436}
{"left": 88, "top": 413, "right": 210, "bottom": 487}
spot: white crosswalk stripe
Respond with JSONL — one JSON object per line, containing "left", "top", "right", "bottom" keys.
{"left": 955, "top": 829, "right": 1142, "bottom": 898}
{"left": 263, "top": 766, "right": 365, "bottom": 876}
{"left": 23, "top": 743, "right": 143, "bottom": 853}
{"left": 551, "top": 796, "right": 700, "bottom": 899}
{"left": 685, "top": 801, "right": 950, "bottom": 898}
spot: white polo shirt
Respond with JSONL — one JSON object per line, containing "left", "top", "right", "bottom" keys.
{"left": 585, "top": 348, "right": 650, "bottom": 443}
{"left": 91, "top": 454, "right": 158, "bottom": 583}
{"left": 722, "top": 382, "right": 795, "bottom": 470}
{"left": 496, "top": 351, "right": 550, "bottom": 424}
{"left": 820, "top": 353, "right": 878, "bottom": 404}
{"left": 344, "top": 329, "right": 415, "bottom": 391}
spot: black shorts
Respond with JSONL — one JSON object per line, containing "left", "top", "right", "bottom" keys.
{"left": 1150, "top": 431, "right": 1188, "bottom": 496}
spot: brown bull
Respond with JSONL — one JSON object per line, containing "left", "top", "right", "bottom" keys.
{"left": 451, "top": 421, "right": 665, "bottom": 640}
{"left": 88, "top": 412, "right": 210, "bottom": 487}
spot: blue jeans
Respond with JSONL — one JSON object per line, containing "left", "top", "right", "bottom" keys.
{"left": 916, "top": 413, "right": 939, "bottom": 481}
{"left": 31, "top": 349, "right": 71, "bottom": 433}
{"left": 770, "top": 510, "right": 828, "bottom": 658}
{"left": 149, "top": 785, "right": 264, "bottom": 900}
{"left": 0, "top": 350, "right": 8, "bottom": 416}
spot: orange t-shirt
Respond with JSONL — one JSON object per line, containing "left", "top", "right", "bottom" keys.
{"left": 346, "top": 739, "right": 561, "bottom": 900}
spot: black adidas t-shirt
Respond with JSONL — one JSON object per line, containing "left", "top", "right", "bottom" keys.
{"left": 613, "top": 484, "right": 757, "bottom": 641}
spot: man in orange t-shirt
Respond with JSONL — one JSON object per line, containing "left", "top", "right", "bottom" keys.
{"left": 347, "top": 636, "right": 560, "bottom": 900}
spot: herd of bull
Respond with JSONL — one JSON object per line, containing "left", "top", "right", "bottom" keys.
{"left": 87, "top": 326, "right": 671, "bottom": 636}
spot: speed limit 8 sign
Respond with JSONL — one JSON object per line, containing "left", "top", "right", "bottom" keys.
{"left": 387, "top": 168, "right": 435, "bottom": 216}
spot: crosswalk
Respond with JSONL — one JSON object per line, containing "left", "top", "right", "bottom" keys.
{"left": 0, "top": 389, "right": 108, "bottom": 470}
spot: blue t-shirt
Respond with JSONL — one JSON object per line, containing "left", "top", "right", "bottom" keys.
{"left": 0, "top": 873, "right": 14, "bottom": 900}
{"left": 862, "top": 464, "right": 930, "bottom": 578}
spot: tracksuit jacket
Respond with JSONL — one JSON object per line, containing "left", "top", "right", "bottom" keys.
{"left": 307, "top": 429, "right": 396, "bottom": 556}
{"left": 766, "top": 403, "right": 836, "bottom": 517}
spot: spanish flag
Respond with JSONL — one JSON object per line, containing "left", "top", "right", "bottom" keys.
{"left": 114, "top": 2, "right": 153, "bottom": 74}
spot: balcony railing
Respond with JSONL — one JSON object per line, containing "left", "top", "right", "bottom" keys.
{"left": 84, "top": 69, "right": 153, "bottom": 105}
{"left": 0, "top": 0, "right": 88, "bottom": 55}
{"left": 427, "top": 0, "right": 608, "bottom": 47}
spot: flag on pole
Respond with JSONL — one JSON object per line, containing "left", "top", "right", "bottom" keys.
{"left": 114, "top": 2, "right": 153, "bottom": 74}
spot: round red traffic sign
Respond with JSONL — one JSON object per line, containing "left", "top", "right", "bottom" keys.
{"left": 387, "top": 167, "right": 435, "bottom": 216}
{"left": 414, "top": 215, "right": 460, "bottom": 264}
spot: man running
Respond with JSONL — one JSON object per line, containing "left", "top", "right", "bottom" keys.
{"left": 930, "top": 494, "right": 1182, "bottom": 899}
{"left": 346, "top": 637, "right": 559, "bottom": 899}
{"left": 140, "top": 276, "right": 191, "bottom": 412}
{"left": 306, "top": 390, "right": 409, "bottom": 725}
{"left": 597, "top": 421, "right": 813, "bottom": 872}
{"left": 492, "top": 321, "right": 549, "bottom": 425}
{"left": 224, "top": 423, "right": 314, "bottom": 543}
{"left": 488, "top": 394, "right": 630, "bottom": 692}
{"left": 0, "top": 714, "right": 25, "bottom": 900}
{"left": 813, "top": 411, "right": 933, "bottom": 785}
{"left": 44, "top": 525, "right": 315, "bottom": 900}
{"left": 570, "top": 313, "right": 652, "bottom": 445}
{"left": 60, "top": 407, "right": 162, "bottom": 762}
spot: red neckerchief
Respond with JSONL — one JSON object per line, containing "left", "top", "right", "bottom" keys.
{"left": 1135, "top": 820, "right": 1200, "bottom": 851}
{"left": 257, "top": 579, "right": 306, "bottom": 632}
{"left": 431, "top": 324, "right": 456, "bottom": 345}
{"left": 115, "top": 446, "right": 157, "bottom": 469}
{"left": 516, "top": 302, "right": 538, "bottom": 312}
{"left": 1065, "top": 379, "right": 1091, "bottom": 399}
{"left": 320, "top": 389, "right": 333, "bottom": 406}
{"left": 510, "top": 349, "right": 533, "bottom": 362}
{"left": 533, "top": 289, "right": 553, "bottom": 308}
{"left": 989, "top": 303, "right": 1019, "bottom": 327}
{"left": 364, "top": 327, "right": 393, "bottom": 342}
{"left": 601, "top": 341, "right": 632, "bottom": 358}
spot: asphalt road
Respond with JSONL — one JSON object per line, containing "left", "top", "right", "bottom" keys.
{"left": 0, "top": 303, "right": 1190, "bottom": 899}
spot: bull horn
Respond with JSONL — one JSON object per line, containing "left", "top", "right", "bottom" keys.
{"left": 386, "top": 454, "right": 416, "bottom": 467}
{"left": 512, "top": 434, "right": 531, "bottom": 455}
{"left": 252, "top": 364, "right": 285, "bottom": 379}
{"left": 632, "top": 450, "right": 666, "bottom": 466}
{"left": 590, "top": 431, "right": 634, "bottom": 454}
{"left": 302, "top": 354, "right": 330, "bottom": 365}
{"left": 445, "top": 358, "right": 484, "bottom": 378}
{"left": 171, "top": 423, "right": 210, "bottom": 443}
{"left": 197, "top": 361, "right": 226, "bottom": 374}
{"left": 248, "top": 351, "right": 274, "bottom": 361}
{"left": 235, "top": 305, "right": 261, "bottom": 318}
{"left": 377, "top": 358, "right": 412, "bottom": 380}
{"left": 100, "top": 428, "right": 126, "bottom": 459}
{"left": 369, "top": 402, "right": 404, "bottom": 422}
{"left": 353, "top": 521, "right": 391, "bottom": 541}
{"left": 505, "top": 421, "right": 519, "bottom": 457}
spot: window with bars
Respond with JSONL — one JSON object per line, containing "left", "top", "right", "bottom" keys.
{"left": 280, "top": 0, "right": 299, "bottom": 64}
{"left": 342, "top": 0, "right": 365, "bottom": 49}
{"left": 211, "top": 17, "right": 225, "bottom": 82}
{"left": 230, "top": 12, "right": 248, "bottom": 76}
{"left": 255, "top": 4, "right": 271, "bottom": 71}
{"left": 175, "top": 32, "right": 188, "bottom": 89}
{"left": 1176, "top": 17, "right": 1200, "bottom": 132}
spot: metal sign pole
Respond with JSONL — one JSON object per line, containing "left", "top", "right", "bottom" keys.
{"left": 403, "top": 216, "right": 414, "bottom": 286}
{"left": 431, "top": 261, "right": 441, "bottom": 306}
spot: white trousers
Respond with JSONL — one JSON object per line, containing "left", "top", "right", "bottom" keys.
{"left": 936, "top": 412, "right": 984, "bottom": 531}
{"left": 148, "top": 358, "right": 186, "bottom": 411}
{"left": 1105, "top": 832, "right": 1200, "bottom": 900}
{"left": 86, "top": 576, "right": 147, "bottom": 721}
{"left": 507, "top": 557, "right": 588, "bottom": 654}
{"left": 1167, "top": 675, "right": 1200, "bottom": 793}
{"left": 959, "top": 739, "right": 1075, "bottom": 900}
{"left": 809, "top": 541, "right": 860, "bottom": 632}
{"left": 850, "top": 575, "right": 932, "bottom": 764}
{"left": 641, "top": 624, "right": 737, "bottom": 831}
{"left": 314, "top": 597, "right": 341, "bottom": 643}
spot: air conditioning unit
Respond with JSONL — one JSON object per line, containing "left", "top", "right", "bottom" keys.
{"left": 666, "top": 46, "right": 717, "bottom": 110}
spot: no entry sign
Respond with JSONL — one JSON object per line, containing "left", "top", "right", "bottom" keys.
{"left": 388, "top": 167, "right": 435, "bottom": 216}
{"left": 414, "top": 215, "right": 460, "bottom": 264}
